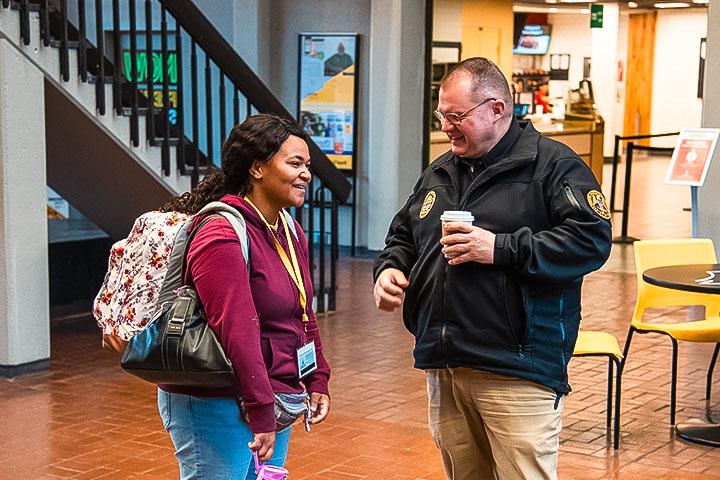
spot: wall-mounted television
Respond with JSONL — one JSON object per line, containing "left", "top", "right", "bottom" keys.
{"left": 513, "top": 25, "right": 551, "bottom": 55}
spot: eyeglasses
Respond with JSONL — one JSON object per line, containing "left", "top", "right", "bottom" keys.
{"left": 433, "top": 98, "right": 497, "bottom": 126}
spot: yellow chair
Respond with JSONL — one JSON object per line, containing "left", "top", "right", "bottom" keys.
{"left": 573, "top": 330, "right": 624, "bottom": 449}
{"left": 624, "top": 238, "right": 720, "bottom": 426}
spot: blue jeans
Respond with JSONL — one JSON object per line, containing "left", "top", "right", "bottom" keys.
{"left": 157, "top": 389, "right": 292, "bottom": 480}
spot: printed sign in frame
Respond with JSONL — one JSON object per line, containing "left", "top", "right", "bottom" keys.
{"left": 665, "top": 128, "right": 720, "bottom": 186}
{"left": 297, "top": 33, "right": 359, "bottom": 172}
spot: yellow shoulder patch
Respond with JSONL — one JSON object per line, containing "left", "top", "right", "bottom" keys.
{"left": 419, "top": 191, "right": 436, "bottom": 219}
{"left": 586, "top": 190, "right": 611, "bottom": 220}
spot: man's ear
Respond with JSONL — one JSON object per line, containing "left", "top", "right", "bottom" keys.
{"left": 492, "top": 99, "right": 507, "bottom": 122}
{"left": 249, "top": 160, "right": 263, "bottom": 180}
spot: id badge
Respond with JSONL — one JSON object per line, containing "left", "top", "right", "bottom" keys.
{"left": 297, "top": 341, "right": 317, "bottom": 379}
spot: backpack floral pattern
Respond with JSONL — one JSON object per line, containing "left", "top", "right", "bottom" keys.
{"left": 93, "top": 211, "right": 190, "bottom": 340}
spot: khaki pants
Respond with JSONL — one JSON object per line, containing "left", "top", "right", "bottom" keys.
{"left": 426, "top": 368, "right": 563, "bottom": 480}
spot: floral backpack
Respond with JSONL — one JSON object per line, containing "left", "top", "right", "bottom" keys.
{"left": 93, "top": 202, "right": 252, "bottom": 341}
{"left": 93, "top": 201, "right": 297, "bottom": 341}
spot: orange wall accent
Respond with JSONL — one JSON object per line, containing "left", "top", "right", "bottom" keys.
{"left": 623, "top": 12, "right": 657, "bottom": 143}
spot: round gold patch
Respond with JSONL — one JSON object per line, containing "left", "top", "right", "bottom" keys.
{"left": 419, "top": 191, "right": 436, "bottom": 219}
{"left": 586, "top": 190, "right": 611, "bottom": 220}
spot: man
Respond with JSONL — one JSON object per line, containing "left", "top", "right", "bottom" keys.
{"left": 323, "top": 42, "right": 353, "bottom": 76}
{"left": 373, "top": 57, "right": 612, "bottom": 480}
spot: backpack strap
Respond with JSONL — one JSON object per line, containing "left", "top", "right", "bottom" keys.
{"left": 158, "top": 203, "right": 299, "bottom": 308}
{"left": 200, "top": 202, "right": 299, "bottom": 243}
{"left": 180, "top": 201, "right": 299, "bottom": 281}
{"left": 197, "top": 201, "right": 250, "bottom": 262}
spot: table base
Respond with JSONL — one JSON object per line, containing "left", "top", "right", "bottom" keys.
{"left": 675, "top": 419, "right": 720, "bottom": 447}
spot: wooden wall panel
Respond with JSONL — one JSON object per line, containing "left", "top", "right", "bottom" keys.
{"left": 624, "top": 12, "right": 657, "bottom": 143}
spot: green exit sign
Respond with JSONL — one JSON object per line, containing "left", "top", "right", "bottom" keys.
{"left": 123, "top": 51, "right": 177, "bottom": 84}
{"left": 591, "top": 4, "right": 604, "bottom": 28}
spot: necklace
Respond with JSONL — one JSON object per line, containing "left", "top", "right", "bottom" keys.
{"left": 244, "top": 197, "right": 279, "bottom": 231}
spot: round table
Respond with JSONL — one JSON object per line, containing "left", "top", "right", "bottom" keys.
{"left": 643, "top": 263, "right": 720, "bottom": 447}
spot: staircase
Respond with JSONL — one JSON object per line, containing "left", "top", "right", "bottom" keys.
{"left": 0, "top": 0, "right": 350, "bottom": 312}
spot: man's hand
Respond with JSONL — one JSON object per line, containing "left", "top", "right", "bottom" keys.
{"left": 308, "top": 392, "right": 330, "bottom": 424}
{"left": 248, "top": 431, "right": 276, "bottom": 462}
{"left": 374, "top": 268, "right": 409, "bottom": 312}
{"left": 441, "top": 222, "right": 496, "bottom": 265}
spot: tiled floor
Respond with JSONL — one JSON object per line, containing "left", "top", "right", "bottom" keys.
{"left": 2, "top": 156, "right": 720, "bottom": 479}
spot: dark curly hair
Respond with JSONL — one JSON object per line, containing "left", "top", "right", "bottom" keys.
{"left": 161, "top": 113, "right": 309, "bottom": 214}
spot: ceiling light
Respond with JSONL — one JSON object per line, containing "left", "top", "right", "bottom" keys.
{"left": 580, "top": 8, "right": 591, "bottom": 13}
{"left": 692, "top": 0, "right": 709, "bottom": 4}
{"left": 628, "top": 1, "right": 638, "bottom": 7}
{"left": 549, "top": 7, "right": 559, "bottom": 12}
{"left": 654, "top": 2, "right": 690, "bottom": 6}
{"left": 545, "top": 0, "right": 558, "bottom": 3}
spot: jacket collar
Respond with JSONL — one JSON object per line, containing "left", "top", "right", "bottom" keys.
{"left": 432, "top": 121, "right": 541, "bottom": 203}
{"left": 432, "top": 120, "right": 540, "bottom": 174}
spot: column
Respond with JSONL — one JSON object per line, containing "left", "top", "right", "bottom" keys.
{"left": 697, "top": 1, "right": 720, "bottom": 244}
{"left": 366, "top": 0, "right": 425, "bottom": 250}
{"left": 0, "top": 39, "right": 51, "bottom": 375}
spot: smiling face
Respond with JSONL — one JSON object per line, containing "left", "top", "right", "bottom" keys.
{"left": 251, "top": 135, "right": 311, "bottom": 210}
{"left": 438, "top": 74, "right": 507, "bottom": 159}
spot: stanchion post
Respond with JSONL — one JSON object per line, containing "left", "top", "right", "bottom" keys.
{"left": 610, "top": 135, "right": 621, "bottom": 212}
{"left": 613, "top": 142, "right": 639, "bottom": 244}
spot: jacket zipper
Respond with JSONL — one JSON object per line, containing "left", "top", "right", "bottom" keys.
{"left": 563, "top": 184, "right": 582, "bottom": 211}
{"left": 441, "top": 264, "right": 449, "bottom": 367}
{"left": 559, "top": 293, "right": 566, "bottom": 363}
{"left": 503, "top": 275, "right": 526, "bottom": 359}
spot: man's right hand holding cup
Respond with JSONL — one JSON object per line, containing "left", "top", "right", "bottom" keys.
{"left": 374, "top": 268, "right": 408, "bottom": 312}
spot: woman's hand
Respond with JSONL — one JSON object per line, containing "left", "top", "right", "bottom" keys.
{"left": 308, "top": 392, "right": 330, "bottom": 424}
{"left": 248, "top": 431, "right": 276, "bottom": 462}
{"left": 101, "top": 333, "right": 128, "bottom": 353}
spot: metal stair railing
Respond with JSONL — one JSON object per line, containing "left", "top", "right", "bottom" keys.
{"left": 1, "top": 0, "right": 349, "bottom": 313}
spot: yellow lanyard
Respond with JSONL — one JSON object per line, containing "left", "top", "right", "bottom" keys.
{"left": 245, "top": 198, "right": 309, "bottom": 324}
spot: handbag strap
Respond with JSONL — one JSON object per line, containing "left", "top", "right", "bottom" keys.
{"left": 179, "top": 202, "right": 251, "bottom": 282}
{"left": 157, "top": 202, "right": 299, "bottom": 309}
{"left": 157, "top": 202, "right": 248, "bottom": 305}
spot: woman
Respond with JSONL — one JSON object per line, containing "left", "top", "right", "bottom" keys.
{"left": 157, "top": 113, "right": 331, "bottom": 479}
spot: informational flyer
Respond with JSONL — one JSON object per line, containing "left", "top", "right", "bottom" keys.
{"left": 665, "top": 128, "right": 720, "bottom": 186}
{"left": 47, "top": 187, "right": 69, "bottom": 219}
{"left": 298, "top": 33, "right": 358, "bottom": 171}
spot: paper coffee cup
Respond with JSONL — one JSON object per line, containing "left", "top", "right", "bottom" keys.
{"left": 440, "top": 210, "right": 474, "bottom": 236}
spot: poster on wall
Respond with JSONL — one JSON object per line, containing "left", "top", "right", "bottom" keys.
{"left": 665, "top": 128, "right": 720, "bottom": 186}
{"left": 297, "top": 33, "right": 359, "bottom": 171}
{"left": 47, "top": 187, "right": 69, "bottom": 219}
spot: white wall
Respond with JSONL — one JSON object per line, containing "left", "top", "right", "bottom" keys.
{"left": 613, "top": 11, "right": 629, "bottom": 143}
{"left": 546, "top": 12, "right": 592, "bottom": 100}
{"left": 651, "top": 10, "right": 707, "bottom": 148}
{"left": 591, "top": 3, "right": 620, "bottom": 157}
{"left": 434, "top": 0, "right": 462, "bottom": 42}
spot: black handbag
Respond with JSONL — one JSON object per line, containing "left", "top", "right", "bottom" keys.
{"left": 120, "top": 202, "right": 249, "bottom": 388}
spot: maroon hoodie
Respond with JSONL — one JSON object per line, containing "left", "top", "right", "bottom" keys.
{"left": 160, "top": 195, "right": 330, "bottom": 433}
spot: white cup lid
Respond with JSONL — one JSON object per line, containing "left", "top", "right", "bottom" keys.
{"left": 440, "top": 210, "right": 474, "bottom": 222}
